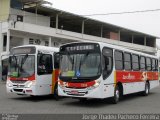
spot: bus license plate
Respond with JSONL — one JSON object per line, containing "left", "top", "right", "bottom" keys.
{"left": 70, "top": 90, "right": 79, "bottom": 95}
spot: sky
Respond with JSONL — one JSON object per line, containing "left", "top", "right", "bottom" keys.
{"left": 47, "top": 0, "right": 160, "bottom": 46}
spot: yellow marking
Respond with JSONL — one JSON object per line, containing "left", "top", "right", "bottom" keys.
{"left": 51, "top": 70, "right": 56, "bottom": 94}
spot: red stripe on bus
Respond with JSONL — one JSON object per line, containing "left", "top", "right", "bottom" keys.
{"left": 59, "top": 80, "right": 95, "bottom": 88}
{"left": 116, "top": 71, "right": 158, "bottom": 83}
{"left": 9, "top": 74, "right": 35, "bottom": 81}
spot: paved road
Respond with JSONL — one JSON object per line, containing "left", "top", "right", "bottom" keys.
{"left": 0, "top": 82, "right": 160, "bottom": 114}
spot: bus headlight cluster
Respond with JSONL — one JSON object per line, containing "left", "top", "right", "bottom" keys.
{"left": 7, "top": 81, "right": 12, "bottom": 87}
{"left": 87, "top": 80, "right": 100, "bottom": 90}
{"left": 25, "top": 80, "right": 36, "bottom": 88}
{"left": 58, "top": 81, "right": 67, "bottom": 89}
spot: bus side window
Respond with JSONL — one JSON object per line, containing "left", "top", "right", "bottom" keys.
{"left": 102, "top": 47, "right": 113, "bottom": 80}
{"left": 155, "top": 59, "right": 158, "bottom": 71}
{"left": 115, "top": 50, "right": 124, "bottom": 70}
{"left": 38, "top": 54, "right": 53, "bottom": 75}
{"left": 146, "top": 57, "right": 152, "bottom": 71}
{"left": 124, "top": 52, "right": 132, "bottom": 70}
{"left": 132, "top": 54, "right": 140, "bottom": 71}
{"left": 140, "top": 56, "right": 146, "bottom": 71}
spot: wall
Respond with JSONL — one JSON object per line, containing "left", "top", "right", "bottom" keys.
{"left": 23, "top": 36, "right": 48, "bottom": 46}
{"left": 0, "top": 22, "right": 2, "bottom": 80}
{"left": 0, "top": 0, "right": 10, "bottom": 21}
{"left": 10, "top": 8, "right": 50, "bottom": 27}
{"left": 10, "top": 36, "right": 24, "bottom": 49}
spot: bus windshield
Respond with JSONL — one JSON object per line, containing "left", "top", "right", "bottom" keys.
{"left": 60, "top": 52, "right": 101, "bottom": 79}
{"left": 8, "top": 55, "right": 35, "bottom": 78}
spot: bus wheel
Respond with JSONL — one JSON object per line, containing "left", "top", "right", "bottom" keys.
{"left": 111, "top": 85, "right": 120, "bottom": 104}
{"left": 54, "top": 83, "right": 59, "bottom": 100}
{"left": 142, "top": 82, "right": 150, "bottom": 96}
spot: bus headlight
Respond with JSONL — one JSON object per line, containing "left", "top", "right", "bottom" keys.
{"left": 87, "top": 80, "right": 100, "bottom": 90}
{"left": 7, "top": 81, "right": 12, "bottom": 87}
{"left": 25, "top": 81, "right": 36, "bottom": 88}
{"left": 58, "top": 81, "right": 67, "bottom": 89}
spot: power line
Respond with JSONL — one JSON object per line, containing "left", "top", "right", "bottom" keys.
{"left": 0, "top": 8, "right": 160, "bottom": 18}
{"left": 82, "top": 8, "right": 160, "bottom": 16}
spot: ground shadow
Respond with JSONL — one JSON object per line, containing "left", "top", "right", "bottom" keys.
{"left": 62, "top": 92, "right": 156, "bottom": 108}
{"left": 9, "top": 95, "right": 64, "bottom": 102}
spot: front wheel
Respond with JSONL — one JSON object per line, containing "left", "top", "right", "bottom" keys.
{"left": 111, "top": 85, "right": 120, "bottom": 104}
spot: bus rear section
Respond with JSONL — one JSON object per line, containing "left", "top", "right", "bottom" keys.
{"left": 6, "top": 45, "right": 59, "bottom": 96}
{"left": 58, "top": 42, "right": 159, "bottom": 103}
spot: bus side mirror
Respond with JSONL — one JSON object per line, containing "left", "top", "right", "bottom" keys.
{"left": 54, "top": 53, "right": 60, "bottom": 69}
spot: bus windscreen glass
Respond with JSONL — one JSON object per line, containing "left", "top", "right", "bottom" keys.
{"left": 59, "top": 43, "right": 101, "bottom": 80}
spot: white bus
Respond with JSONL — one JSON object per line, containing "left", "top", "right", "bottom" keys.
{"left": 6, "top": 45, "right": 59, "bottom": 96}
{"left": 58, "top": 42, "right": 159, "bottom": 103}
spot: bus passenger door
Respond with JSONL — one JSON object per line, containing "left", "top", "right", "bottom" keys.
{"left": 37, "top": 53, "right": 53, "bottom": 95}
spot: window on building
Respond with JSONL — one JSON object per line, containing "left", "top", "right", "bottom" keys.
{"left": 132, "top": 54, "right": 139, "bottom": 71}
{"left": 115, "top": 50, "right": 123, "bottom": 70}
{"left": 3, "top": 35, "right": 7, "bottom": 47}
{"left": 29, "top": 38, "right": 34, "bottom": 44}
{"left": 17, "top": 15, "right": 23, "bottom": 22}
{"left": 45, "top": 41, "right": 49, "bottom": 46}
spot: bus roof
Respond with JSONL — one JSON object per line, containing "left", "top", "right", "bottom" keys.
{"left": 60, "top": 41, "right": 158, "bottom": 59}
{"left": 11, "top": 45, "right": 59, "bottom": 53}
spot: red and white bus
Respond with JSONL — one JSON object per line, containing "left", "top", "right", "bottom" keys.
{"left": 6, "top": 45, "right": 59, "bottom": 96}
{"left": 58, "top": 42, "right": 159, "bottom": 103}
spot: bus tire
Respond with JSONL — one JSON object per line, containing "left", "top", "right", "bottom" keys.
{"left": 142, "top": 82, "right": 150, "bottom": 96}
{"left": 54, "top": 83, "right": 59, "bottom": 100}
{"left": 111, "top": 85, "right": 120, "bottom": 104}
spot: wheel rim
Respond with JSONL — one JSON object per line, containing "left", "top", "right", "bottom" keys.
{"left": 146, "top": 84, "right": 149, "bottom": 94}
{"left": 115, "top": 89, "right": 119, "bottom": 101}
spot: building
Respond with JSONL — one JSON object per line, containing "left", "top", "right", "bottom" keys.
{"left": 0, "top": 0, "right": 159, "bottom": 80}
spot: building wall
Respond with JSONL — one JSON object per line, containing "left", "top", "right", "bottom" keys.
{"left": 10, "top": 8, "right": 50, "bottom": 27}
{"left": 0, "top": 22, "right": 2, "bottom": 80}
{"left": 0, "top": 0, "right": 10, "bottom": 21}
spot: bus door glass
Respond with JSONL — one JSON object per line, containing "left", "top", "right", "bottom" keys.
{"left": 102, "top": 47, "right": 113, "bottom": 80}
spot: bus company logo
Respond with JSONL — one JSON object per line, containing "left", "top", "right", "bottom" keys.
{"left": 141, "top": 72, "right": 147, "bottom": 81}
{"left": 123, "top": 74, "right": 135, "bottom": 80}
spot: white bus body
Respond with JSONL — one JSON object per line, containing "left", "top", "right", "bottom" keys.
{"left": 6, "top": 45, "right": 59, "bottom": 96}
{"left": 58, "top": 42, "right": 159, "bottom": 103}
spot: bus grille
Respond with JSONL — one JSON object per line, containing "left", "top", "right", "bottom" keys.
{"left": 11, "top": 80, "right": 27, "bottom": 84}
{"left": 65, "top": 90, "right": 87, "bottom": 96}
{"left": 13, "top": 89, "right": 23, "bottom": 92}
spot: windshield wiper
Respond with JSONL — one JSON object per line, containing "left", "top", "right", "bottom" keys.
{"left": 16, "top": 54, "right": 28, "bottom": 77}
{"left": 78, "top": 52, "right": 89, "bottom": 71}
{"left": 20, "top": 54, "right": 28, "bottom": 70}
{"left": 12, "top": 55, "right": 18, "bottom": 71}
